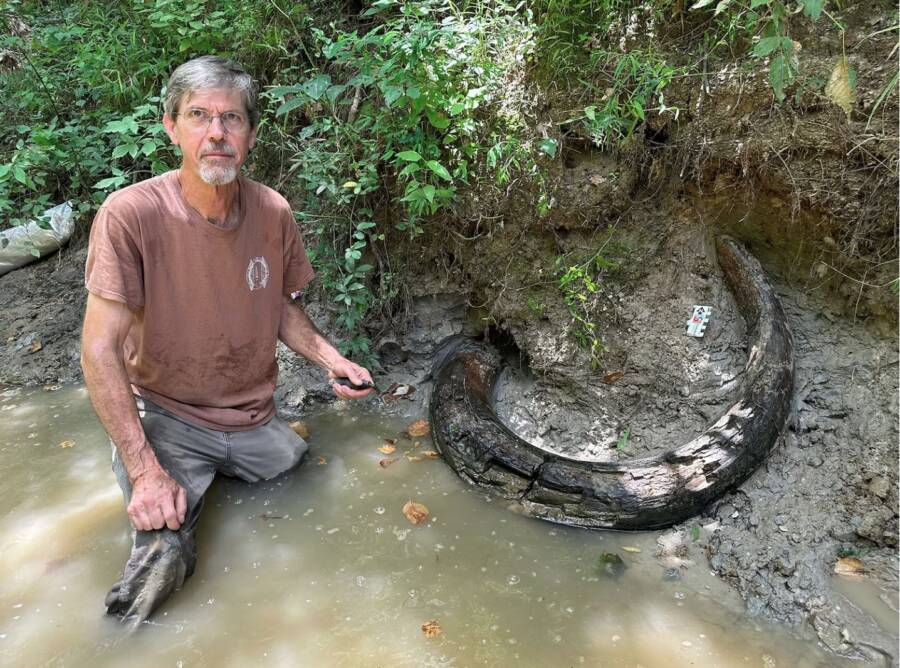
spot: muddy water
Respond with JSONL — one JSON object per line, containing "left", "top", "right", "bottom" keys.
{"left": 0, "top": 385, "right": 852, "bottom": 667}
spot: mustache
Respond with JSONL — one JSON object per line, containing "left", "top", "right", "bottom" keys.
{"left": 200, "top": 144, "right": 236, "bottom": 157}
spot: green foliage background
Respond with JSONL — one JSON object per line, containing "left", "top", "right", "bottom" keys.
{"left": 0, "top": 0, "right": 889, "bottom": 363}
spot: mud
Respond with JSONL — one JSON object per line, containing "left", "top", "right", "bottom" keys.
{"left": 493, "top": 225, "right": 748, "bottom": 462}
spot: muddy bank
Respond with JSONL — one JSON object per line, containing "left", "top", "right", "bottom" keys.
{"left": 0, "top": 245, "right": 86, "bottom": 386}
{"left": 336, "top": 210, "right": 897, "bottom": 662}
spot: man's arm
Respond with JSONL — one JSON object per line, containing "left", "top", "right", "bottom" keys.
{"left": 278, "top": 296, "right": 373, "bottom": 400}
{"left": 81, "top": 293, "right": 187, "bottom": 530}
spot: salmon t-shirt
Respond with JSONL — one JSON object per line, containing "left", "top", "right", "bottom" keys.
{"left": 84, "top": 170, "right": 315, "bottom": 431}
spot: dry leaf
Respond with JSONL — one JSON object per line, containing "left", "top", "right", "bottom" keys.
{"left": 413, "top": 441, "right": 421, "bottom": 448}
{"left": 43, "top": 384, "right": 61, "bottom": 392}
{"left": 589, "top": 173, "right": 605, "bottom": 186}
{"left": 602, "top": 371, "right": 625, "bottom": 384}
{"left": 406, "top": 420, "right": 430, "bottom": 438}
{"left": 379, "top": 457, "right": 399, "bottom": 468}
{"left": 59, "top": 440, "right": 74, "bottom": 448}
{"left": 29, "top": 339, "right": 42, "bottom": 353}
{"left": 421, "top": 619, "right": 442, "bottom": 638}
{"left": 834, "top": 556, "right": 866, "bottom": 577}
{"left": 406, "top": 454, "right": 424, "bottom": 462}
{"left": 825, "top": 58, "right": 855, "bottom": 117}
{"left": 403, "top": 500, "right": 429, "bottom": 525}
{"left": 317, "top": 456, "right": 327, "bottom": 465}
{"left": 289, "top": 420, "right": 310, "bottom": 439}
{"left": 622, "top": 546, "right": 642, "bottom": 553}
{"left": 378, "top": 443, "right": 397, "bottom": 455}
{"left": 422, "top": 450, "right": 441, "bottom": 459}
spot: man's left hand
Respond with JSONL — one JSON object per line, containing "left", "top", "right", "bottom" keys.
{"left": 328, "top": 359, "right": 375, "bottom": 400}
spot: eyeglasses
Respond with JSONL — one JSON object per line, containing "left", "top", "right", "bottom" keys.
{"left": 174, "top": 108, "right": 249, "bottom": 133}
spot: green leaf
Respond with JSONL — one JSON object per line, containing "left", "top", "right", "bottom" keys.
{"left": 356, "top": 221, "right": 376, "bottom": 230}
{"left": 769, "top": 55, "right": 788, "bottom": 101}
{"left": 753, "top": 36, "right": 790, "bottom": 57}
{"left": 13, "top": 165, "right": 27, "bottom": 185}
{"left": 396, "top": 150, "right": 422, "bottom": 162}
{"left": 616, "top": 427, "right": 631, "bottom": 450}
{"left": 426, "top": 109, "right": 451, "bottom": 130}
{"left": 425, "top": 160, "right": 452, "bottom": 181}
{"left": 102, "top": 117, "right": 140, "bottom": 135}
{"left": 268, "top": 84, "right": 302, "bottom": 98}
{"left": 584, "top": 106, "right": 596, "bottom": 121}
{"left": 690, "top": 0, "right": 716, "bottom": 9}
{"left": 301, "top": 74, "right": 332, "bottom": 101}
{"left": 799, "top": 0, "right": 823, "bottom": 20}
{"left": 750, "top": 0, "right": 769, "bottom": 7}
{"left": 690, "top": 525, "right": 701, "bottom": 541}
{"left": 275, "top": 97, "right": 305, "bottom": 117}
{"left": 381, "top": 84, "right": 404, "bottom": 107}
{"left": 325, "top": 84, "right": 348, "bottom": 103}
{"left": 0, "top": 164, "right": 10, "bottom": 179}
{"left": 30, "top": 248, "right": 41, "bottom": 258}
{"left": 422, "top": 184, "right": 436, "bottom": 202}
{"left": 112, "top": 144, "right": 131, "bottom": 159}
{"left": 538, "top": 138, "right": 558, "bottom": 158}
{"left": 94, "top": 175, "right": 127, "bottom": 189}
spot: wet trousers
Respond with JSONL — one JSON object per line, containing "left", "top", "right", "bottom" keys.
{"left": 105, "top": 396, "right": 308, "bottom": 625}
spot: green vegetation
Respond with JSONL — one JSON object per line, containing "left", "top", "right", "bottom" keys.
{"left": 1, "top": 0, "right": 888, "bottom": 363}
{"left": 616, "top": 426, "right": 631, "bottom": 451}
{"left": 266, "top": 0, "right": 538, "bottom": 363}
{"left": 555, "top": 238, "right": 622, "bottom": 367}
{"left": 0, "top": 0, "right": 307, "bottom": 227}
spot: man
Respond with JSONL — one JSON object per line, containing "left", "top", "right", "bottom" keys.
{"left": 81, "top": 55, "right": 373, "bottom": 625}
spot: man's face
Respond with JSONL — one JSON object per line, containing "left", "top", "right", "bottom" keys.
{"left": 162, "top": 88, "right": 257, "bottom": 186}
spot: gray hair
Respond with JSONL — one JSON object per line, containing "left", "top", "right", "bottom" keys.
{"left": 164, "top": 55, "right": 259, "bottom": 127}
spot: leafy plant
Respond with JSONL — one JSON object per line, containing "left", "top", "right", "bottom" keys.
{"left": 556, "top": 261, "right": 605, "bottom": 368}
{"left": 268, "top": 0, "right": 540, "bottom": 356}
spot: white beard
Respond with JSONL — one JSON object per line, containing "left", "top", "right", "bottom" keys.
{"left": 199, "top": 162, "right": 238, "bottom": 186}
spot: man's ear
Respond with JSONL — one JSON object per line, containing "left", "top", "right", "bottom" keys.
{"left": 248, "top": 124, "right": 257, "bottom": 152}
{"left": 162, "top": 112, "right": 179, "bottom": 146}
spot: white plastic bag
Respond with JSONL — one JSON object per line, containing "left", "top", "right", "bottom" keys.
{"left": 0, "top": 202, "right": 74, "bottom": 277}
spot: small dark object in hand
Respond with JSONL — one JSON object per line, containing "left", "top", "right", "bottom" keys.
{"left": 334, "top": 377, "right": 376, "bottom": 391}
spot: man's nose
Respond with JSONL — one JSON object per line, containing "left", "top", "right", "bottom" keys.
{"left": 205, "top": 115, "right": 226, "bottom": 139}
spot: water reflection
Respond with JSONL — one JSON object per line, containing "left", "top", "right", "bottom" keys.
{"left": 0, "top": 385, "right": 849, "bottom": 667}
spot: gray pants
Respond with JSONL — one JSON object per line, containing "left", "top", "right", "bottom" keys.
{"left": 106, "top": 396, "right": 308, "bottom": 625}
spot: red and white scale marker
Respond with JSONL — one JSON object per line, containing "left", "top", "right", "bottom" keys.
{"left": 686, "top": 305, "right": 711, "bottom": 337}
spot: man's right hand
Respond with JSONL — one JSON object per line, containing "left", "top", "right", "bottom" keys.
{"left": 128, "top": 467, "right": 188, "bottom": 531}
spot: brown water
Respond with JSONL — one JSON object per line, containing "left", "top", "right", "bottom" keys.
{"left": 0, "top": 385, "right": 852, "bottom": 667}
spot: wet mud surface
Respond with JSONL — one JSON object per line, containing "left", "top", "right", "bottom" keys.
{"left": 493, "top": 227, "right": 748, "bottom": 462}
